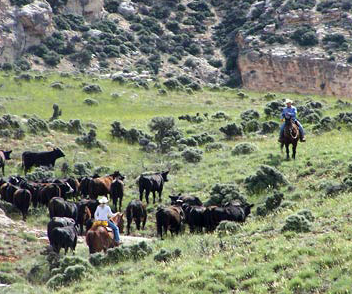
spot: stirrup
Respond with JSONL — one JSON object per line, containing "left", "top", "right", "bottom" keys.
{"left": 300, "top": 137, "right": 306, "bottom": 142}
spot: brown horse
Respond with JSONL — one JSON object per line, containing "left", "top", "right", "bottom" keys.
{"left": 0, "top": 150, "right": 12, "bottom": 176}
{"left": 85, "top": 212, "right": 124, "bottom": 254}
{"left": 88, "top": 171, "right": 123, "bottom": 200}
{"left": 281, "top": 116, "right": 299, "bottom": 160}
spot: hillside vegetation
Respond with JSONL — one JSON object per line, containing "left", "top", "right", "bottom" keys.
{"left": 1, "top": 71, "right": 352, "bottom": 293}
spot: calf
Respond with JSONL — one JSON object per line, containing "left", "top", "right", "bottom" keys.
{"left": 13, "top": 189, "right": 32, "bottom": 221}
{"left": 126, "top": 200, "right": 147, "bottom": 235}
{"left": 0, "top": 150, "right": 12, "bottom": 176}
{"left": 47, "top": 217, "right": 76, "bottom": 245}
{"left": 110, "top": 176, "right": 124, "bottom": 212}
{"left": 139, "top": 171, "right": 169, "bottom": 204}
{"left": 49, "top": 225, "right": 78, "bottom": 254}
{"left": 169, "top": 194, "right": 203, "bottom": 206}
{"left": 156, "top": 205, "right": 184, "bottom": 239}
{"left": 48, "top": 197, "right": 78, "bottom": 222}
{"left": 22, "top": 148, "right": 65, "bottom": 174}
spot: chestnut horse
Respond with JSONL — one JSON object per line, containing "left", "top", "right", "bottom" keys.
{"left": 88, "top": 171, "right": 123, "bottom": 200}
{"left": 86, "top": 212, "right": 124, "bottom": 254}
{"left": 281, "top": 116, "right": 299, "bottom": 160}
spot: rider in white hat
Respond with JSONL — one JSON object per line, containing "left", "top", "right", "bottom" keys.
{"left": 94, "top": 196, "right": 121, "bottom": 245}
{"left": 278, "top": 99, "right": 306, "bottom": 143}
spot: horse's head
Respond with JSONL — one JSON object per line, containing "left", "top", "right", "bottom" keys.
{"left": 110, "top": 212, "right": 124, "bottom": 233}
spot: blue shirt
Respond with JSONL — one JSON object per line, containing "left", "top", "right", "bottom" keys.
{"left": 281, "top": 106, "right": 297, "bottom": 120}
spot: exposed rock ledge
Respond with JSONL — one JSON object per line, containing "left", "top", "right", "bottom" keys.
{"left": 238, "top": 50, "right": 352, "bottom": 98}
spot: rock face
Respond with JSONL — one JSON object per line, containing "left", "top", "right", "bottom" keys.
{"left": 0, "top": 0, "right": 53, "bottom": 63}
{"left": 64, "top": 0, "right": 105, "bottom": 21}
{"left": 239, "top": 50, "right": 352, "bottom": 98}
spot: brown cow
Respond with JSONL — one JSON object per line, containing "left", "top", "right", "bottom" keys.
{"left": 156, "top": 205, "right": 185, "bottom": 239}
{"left": 86, "top": 213, "right": 124, "bottom": 254}
{"left": 88, "top": 171, "right": 123, "bottom": 200}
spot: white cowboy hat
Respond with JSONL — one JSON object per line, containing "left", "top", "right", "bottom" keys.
{"left": 99, "top": 196, "right": 109, "bottom": 204}
{"left": 284, "top": 99, "right": 293, "bottom": 104}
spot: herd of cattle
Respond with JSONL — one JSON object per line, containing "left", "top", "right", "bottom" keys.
{"left": 0, "top": 148, "right": 254, "bottom": 254}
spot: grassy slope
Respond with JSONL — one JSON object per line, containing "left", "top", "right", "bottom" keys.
{"left": 1, "top": 72, "right": 352, "bottom": 293}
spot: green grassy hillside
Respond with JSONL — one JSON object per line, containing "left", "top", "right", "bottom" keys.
{"left": 1, "top": 71, "right": 352, "bottom": 293}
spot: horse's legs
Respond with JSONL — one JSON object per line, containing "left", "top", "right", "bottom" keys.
{"left": 285, "top": 143, "right": 290, "bottom": 160}
{"left": 119, "top": 196, "right": 122, "bottom": 212}
{"left": 158, "top": 189, "right": 162, "bottom": 203}
{"left": 139, "top": 187, "right": 144, "bottom": 202}
{"left": 127, "top": 219, "right": 131, "bottom": 235}
{"left": 293, "top": 142, "right": 297, "bottom": 160}
{"left": 2, "top": 166, "right": 4, "bottom": 176}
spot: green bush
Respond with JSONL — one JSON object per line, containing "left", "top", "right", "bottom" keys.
{"left": 231, "top": 142, "right": 258, "bottom": 156}
{"left": 164, "top": 79, "right": 183, "bottom": 90}
{"left": 83, "top": 84, "right": 102, "bottom": 93}
{"left": 244, "top": 165, "right": 288, "bottom": 193}
{"left": 26, "top": 167, "right": 54, "bottom": 181}
{"left": 322, "top": 34, "right": 347, "bottom": 48}
{"left": 219, "top": 123, "right": 243, "bottom": 138}
{"left": 26, "top": 115, "right": 50, "bottom": 134}
{"left": 242, "top": 119, "right": 260, "bottom": 133}
{"left": 211, "top": 111, "right": 230, "bottom": 120}
{"left": 281, "top": 213, "right": 312, "bottom": 233}
{"left": 208, "top": 58, "right": 223, "bottom": 68}
{"left": 205, "top": 183, "right": 247, "bottom": 206}
{"left": 43, "top": 51, "right": 61, "bottom": 66}
{"left": 104, "top": 0, "right": 122, "bottom": 13}
{"left": 73, "top": 162, "right": 92, "bottom": 176}
{"left": 216, "top": 221, "right": 241, "bottom": 235}
{"left": 256, "top": 191, "right": 284, "bottom": 216}
{"left": 261, "top": 121, "right": 279, "bottom": 134}
{"left": 291, "top": 26, "right": 318, "bottom": 46}
{"left": 83, "top": 98, "right": 99, "bottom": 106}
{"left": 10, "top": 0, "right": 33, "bottom": 6}
{"left": 75, "top": 129, "right": 106, "bottom": 150}
{"left": 154, "top": 248, "right": 181, "bottom": 262}
{"left": 181, "top": 147, "right": 203, "bottom": 163}
{"left": 241, "top": 109, "right": 260, "bottom": 121}
{"left": 205, "top": 142, "right": 225, "bottom": 152}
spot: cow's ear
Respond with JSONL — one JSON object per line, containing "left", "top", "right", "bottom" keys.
{"left": 249, "top": 204, "right": 254, "bottom": 208}
{"left": 9, "top": 150, "right": 12, "bottom": 154}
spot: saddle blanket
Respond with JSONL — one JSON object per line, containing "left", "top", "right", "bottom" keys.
{"left": 92, "top": 221, "right": 113, "bottom": 232}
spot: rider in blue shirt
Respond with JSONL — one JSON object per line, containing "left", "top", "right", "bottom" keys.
{"left": 279, "top": 99, "right": 306, "bottom": 142}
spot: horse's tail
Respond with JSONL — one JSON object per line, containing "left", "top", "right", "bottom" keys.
{"left": 86, "top": 230, "right": 97, "bottom": 254}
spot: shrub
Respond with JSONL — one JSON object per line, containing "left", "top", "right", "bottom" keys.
{"left": 211, "top": 111, "right": 230, "bottom": 120}
{"left": 231, "top": 142, "right": 258, "bottom": 156}
{"left": 208, "top": 58, "right": 223, "bottom": 68}
{"left": 178, "top": 114, "right": 204, "bottom": 123}
{"left": 154, "top": 248, "right": 181, "bottom": 262}
{"left": 192, "top": 133, "right": 214, "bottom": 145}
{"left": 256, "top": 191, "right": 284, "bottom": 216}
{"left": 163, "top": 79, "right": 182, "bottom": 90}
{"left": 291, "top": 26, "right": 319, "bottom": 46}
{"left": 43, "top": 51, "right": 61, "bottom": 66}
{"left": 216, "top": 221, "right": 241, "bottom": 235}
{"left": 26, "top": 167, "right": 54, "bottom": 181}
{"left": 261, "top": 121, "right": 279, "bottom": 134}
{"left": 166, "top": 21, "right": 180, "bottom": 34}
{"left": 244, "top": 165, "right": 288, "bottom": 193}
{"left": 241, "top": 109, "right": 260, "bottom": 121}
{"left": 1, "top": 63, "right": 13, "bottom": 71}
{"left": 181, "top": 147, "right": 203, "bottom": 163}
{"left": 83, "top": 84, "right": 102, "bottom": 93}
{"left": 205, "top": 142, "right": 225, "bottom": 152}
{"left": 73, "top": 162, "right": 92, "bottom": 176}
{"left": 184, "top": 58, "right": 197, "bottom": 69}
{"left": 111, "top": 121, "right": 151, "bottom": 144}
{"left": 322, "top": 34, "right": 346, "bottom": 48}
{"left": 89, "top": 252, "right": 107, "bottom": 267}
{"left": 219, "top": 123, "right": 243, "bottom": 138}
{"left": 50, "top": 82, "right": 64, "bottom": 90}
{"left": 242, "top": 119, "right": 260, "bottom": 133}
{"left": 205, "top": 183, "right": 247, "bottom": 206}
{"left": 15, "top": 57, "right": 31, "bottom": 71}
{"left": 264, "top": 100, "right": 285, "bottom": 118}
{"left": 10, "top": 0, "right": 33, "bottom": 6}
{"left": 26, "top": 116, "right": 50, "bottom": 134}
{"left": 104, "top": 0, "right": 122, "bottom": 13}
{"left": 63, "top": 265, "right": 86, "bottom": 282}
{"left": 178, "top": 137, "right": 198, "bottom": 147}
{"left": 281, "top": 213, "right": 312, "bottom": 233}
{"left": 83, "top": 98, "right": 99, "bottom": 106}
{"left": 312, "top": 116, "right": 335, "bottom": 133}
{"left": 75, "top": 129, "right": 106, "bottom": 150}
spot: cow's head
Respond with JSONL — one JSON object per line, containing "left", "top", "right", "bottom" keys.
{"left": 112, "top": 170, "right": 124, "bottom": 180}
{"left": 3, "top": 150, "right": 12, "bottom": 160}
{"left": 161, "top": 170, "right": 169, "bottom": 182}
{"left": 243, "top": 203, "right": 254, "bottom": 217}
{"left": 169, "top": 193, "right": 181, "bottom": 204}
{"left": 54, "top": 148, "right": 65, "bottom": 158}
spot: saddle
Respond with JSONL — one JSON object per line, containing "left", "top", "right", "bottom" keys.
{"left": 92, "top": 221, "right": 113, "bottom": 232}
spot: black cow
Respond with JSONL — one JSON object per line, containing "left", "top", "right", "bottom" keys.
{"left": 169, "top": 194, "right": 203, "bottom": 206}
{"left": 204, "top": 203, "right": 254, "bottom": 231}
{"left": 53, "top": 179, "right": 74, "bottom": 200}
{"left": 49, "top": 225, "right": 78, "bottom": 254}
{"left": 156, "top": 205, "right": 184, "bottom": 239}
{"left": 0, "top": 150, "right": 12, "bottom": 176}
{"left": 22, "top": 148, "right": 65, "bottom": 174}
{"left": 138, "top": 171, "right": 169, "bottom": 204}
{"left": 2, "top": 183, "right": 18, "bottom": 203}
{"left": 13, "top": 189, "right": 32, "bottom": 221}
{"left": 47, "top": 217, "right": 76, "bottom": 245}
{"left": 38, "top": 184, "right": 61, "bottom": 206}
{"left": 76, "top": 199, "right": 99, "bottom": 235}
{"left": 47, "top": 217, "right": 75, "bottom": 245}
{"left": 126, "top": 200, "right": 147, "bottom": 235}
{"left": 78, "top": 177, "right": 93, "bottom": 198}
{"left": 110, "top": 176, "right": 124, "bottom": 212}
{"left": 48, "top": 197, "right": 78, "bottom": 221}
{"left": 181, "top": 203, "right": 206, "bottom": 233}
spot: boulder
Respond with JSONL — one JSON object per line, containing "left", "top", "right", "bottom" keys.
{"left": 118, "top": 1, "right": 136, "bottom": 18}
{"left": 64, "top": 0, "right": 105, "bottom": 22}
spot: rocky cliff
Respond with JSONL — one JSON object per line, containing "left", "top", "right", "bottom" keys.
{"left": 2, "top": 0, "right": 352, "bottom": 97}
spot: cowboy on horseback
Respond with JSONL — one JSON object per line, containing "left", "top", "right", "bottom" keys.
{"left": 94, "top": 196, "right": 121, "bottom": 246}
{"left": 278, "top": 99, "right": 306, "bottom": 143}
